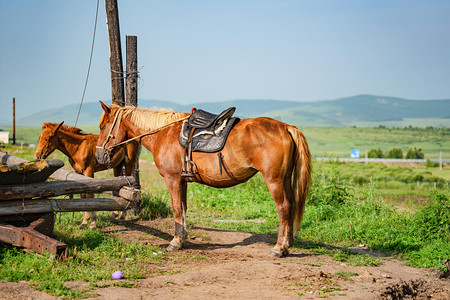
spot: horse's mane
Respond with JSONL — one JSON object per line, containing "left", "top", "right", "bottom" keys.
{"left": 43, "top": 122, "right": 90, "bottom": 135}
{"left": 103, "top": 104, "right": 189, "bottom": 131}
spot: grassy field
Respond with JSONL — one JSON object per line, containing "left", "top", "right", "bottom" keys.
{"left": 300, "top": 126, "right": 450, "bottom": 159}
{"left": 1, "top": 127, "right": 449, "bottom": 298}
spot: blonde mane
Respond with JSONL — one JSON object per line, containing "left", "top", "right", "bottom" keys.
{"left": 102, "top": 104, "right": 189, "bottom": 131}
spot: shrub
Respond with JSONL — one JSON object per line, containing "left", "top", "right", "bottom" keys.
{"left": 307, "top": 162, "right": 352, "bottom": 207}
{"left": 406, "top": 147, "right": 425, "bottom": 159}
{"left": 412, "top": 186, "right": 449, "bottom": 241}
{"left": 425, "top": 159, "right": 439, "bottom": 168}
{"left": 367, "top": 148, "right": 384, "bottom": 158}
{"left": 352, "top": 175, "right": 369, "bottom": 186}
{"left": 385, "top": 147, "right": 403, "bottom": 159}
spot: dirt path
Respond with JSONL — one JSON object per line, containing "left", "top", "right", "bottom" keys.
{"left": 1, "top": 218, "right": 449, "bottom": 299}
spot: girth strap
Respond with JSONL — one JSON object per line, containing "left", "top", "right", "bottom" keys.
{"left": 218, "top": 152, "right": 239, "bottom": 182}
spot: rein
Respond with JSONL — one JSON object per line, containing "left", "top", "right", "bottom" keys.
{"left": 96, "top": 109, "right": 189, "bottom": 151}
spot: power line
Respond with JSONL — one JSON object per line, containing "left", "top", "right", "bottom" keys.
{"left": 75, "top": 0, "right": 100, "bottom": 127}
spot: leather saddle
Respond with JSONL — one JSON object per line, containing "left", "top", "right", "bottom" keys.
{"left": 178, "top": 107, "right": 239, "bottom": 179}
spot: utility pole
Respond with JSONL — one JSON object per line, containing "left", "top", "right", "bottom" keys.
{"left": 12, "top": 97, "right": 16, "bottom": 145}
{"left": 126, "top": 35, "right": 140, "bottom": 189}
{"left": 105, "top": 1, "right": 140, "bottom": 190}
{"left": 105, "top": 0, "right": 125, "bottom": 106}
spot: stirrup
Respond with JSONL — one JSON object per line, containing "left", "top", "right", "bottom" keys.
{"left": 181, "top": 171, "right": 196, "bottom": 178}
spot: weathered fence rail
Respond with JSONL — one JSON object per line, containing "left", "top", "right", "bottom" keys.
{"left": 0, "top": 177, "right": 137, "bottom": 201}
{"left": 0, "top": 196, "right": 135, "bottom": 216}
{"left": 0, "top": 151, "right": 141, "bottom": 259}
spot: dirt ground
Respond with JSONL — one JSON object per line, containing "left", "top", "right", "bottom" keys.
{"left": 1, "top": 218, "right": 449, "bottom": 300}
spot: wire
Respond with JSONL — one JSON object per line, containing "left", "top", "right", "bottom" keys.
{"left": 75, "top": 0, "right": 100, "bottom": 127}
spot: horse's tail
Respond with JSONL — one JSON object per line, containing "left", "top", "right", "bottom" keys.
{"left": 287, "top": 126, "right": 311, "bottom": 234}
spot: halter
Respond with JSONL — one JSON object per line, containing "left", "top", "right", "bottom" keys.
{"left": 96, "top": 108, "right": 190, "bottom": 152}
{"left": 96, "top": 109, "right": 123, "bottom": 152}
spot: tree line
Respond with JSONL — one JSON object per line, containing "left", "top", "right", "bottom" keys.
{"left": 368, "top": 147, "right": 424, "bottom": 159}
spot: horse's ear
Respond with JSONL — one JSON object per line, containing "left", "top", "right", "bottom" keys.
{"left": 55, "top": 121, "right": 64, "bottom": 132}
{"left": 99, "top": 101, "right": 111, "bottom": 114}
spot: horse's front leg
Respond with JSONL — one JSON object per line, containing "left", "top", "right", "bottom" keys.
{"left": 165, "top": 178, "right": 188, "bottom": 251}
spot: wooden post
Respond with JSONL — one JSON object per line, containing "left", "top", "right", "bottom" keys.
{"left": 126, "top": 35, "right": 141, "bottom": 190}
{"left": 105, "top": 0, "right": 125, "bottom": 106}
{"left": 126, "top": 35, "right": 138, "bottom": 106}
{"left": 12, "top": 98, "right": 16, "bottom": 145}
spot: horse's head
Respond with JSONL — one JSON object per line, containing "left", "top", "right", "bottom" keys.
{"left": 95, "top": 101, "right": 127, "bottom": 165}
{"left": 34, "top": 121, "right": 64, "bottom": 160}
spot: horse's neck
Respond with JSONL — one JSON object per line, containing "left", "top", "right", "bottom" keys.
{"left": 57, "top": 130, "right": 90, "bottom": 157}
{"left": 122, "top": 117, "right": 158, "bottom": 153}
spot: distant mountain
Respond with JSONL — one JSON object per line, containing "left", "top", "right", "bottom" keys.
{"left": 262, "top": 95, "right": 450, "bottom": 126}
{"left": 2, "top": 95, "right": 449, "bottom": 128}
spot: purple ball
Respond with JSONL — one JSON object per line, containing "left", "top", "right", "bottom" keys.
{"left": 111, "top": 271, "right": 123, "bottom": 279}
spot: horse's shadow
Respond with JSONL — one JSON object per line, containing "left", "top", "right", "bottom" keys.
{"left": 113, "top": 219, "right": 312, "bottom": 258}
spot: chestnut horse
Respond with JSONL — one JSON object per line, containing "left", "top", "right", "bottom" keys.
{"left": 95, "top": 101, "right": 311, "bottom": 257}
{"left": 35, "top": 122, "right": 140, "bottom": 229}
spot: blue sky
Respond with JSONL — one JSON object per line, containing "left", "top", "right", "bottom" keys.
{"left": 1, "top": 0, "right": 450, "bottom": 123}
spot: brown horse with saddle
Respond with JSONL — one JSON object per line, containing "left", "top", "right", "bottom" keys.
{"left": 95, "top": 101, "right": 311, "bottom": 257}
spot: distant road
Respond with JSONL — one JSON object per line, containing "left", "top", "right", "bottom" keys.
{"left": 316, "top": 157, "right": 450, "bottom": 163}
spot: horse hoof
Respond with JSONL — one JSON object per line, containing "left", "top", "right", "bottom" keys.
{"left": 167, "top": 244, "right": 181, "bottom": 251}
{"left": 268, "top": 250, "right": 282, "bottom": 258}
{"left": 268, "top": 249, "right": 289, "bottom": 258}
{"left": 80, "top": 224, "right": 87, "bottom": 229}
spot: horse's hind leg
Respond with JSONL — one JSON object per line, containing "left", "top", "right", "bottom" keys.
{"left": 80, "top": 211, "right": 90, "bottom": 229}
{"left": 89, "top": 211, "right": 98, "bottom": 229}
{"left": 263, "top": 175, "right": 295, "bottom": 258}
{"left": 79, "top": 192, "right": 97, "bottom": 229}
{"left": 80, "top": 211, "right": 97, "bottom": 230}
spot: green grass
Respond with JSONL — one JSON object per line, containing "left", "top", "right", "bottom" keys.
{"left": 329, "top": 161, "right": 448, "bottom": 192}
{"left": 139, "top": 190, "right": 172, "bottom": 220}
{"left": 0, "top": 212, "right": 167, "bottom": 298}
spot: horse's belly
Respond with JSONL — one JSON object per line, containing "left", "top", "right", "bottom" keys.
{"left": 192, "top": 152, "right": 257, "bottom": 188}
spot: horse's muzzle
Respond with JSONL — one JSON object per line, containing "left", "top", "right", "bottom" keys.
{"left": 95, "top": 148, "right": 111, "bottom": 165}
{"left": 34, "top": 151, "right": 46, "bottom": 160}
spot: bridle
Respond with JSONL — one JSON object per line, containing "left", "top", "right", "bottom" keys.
{"left": 96, "top": 109, "right": 123, "bottom": 153}
{"left": 96, "top": 108, "right": 190, "bottom": 152}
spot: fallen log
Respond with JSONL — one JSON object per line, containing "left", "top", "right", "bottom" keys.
{"left": 0, "top": 196, "right": 137, "bottom": 216}
{"left": 0, "top": 176, "right": 137, "bottom": 201}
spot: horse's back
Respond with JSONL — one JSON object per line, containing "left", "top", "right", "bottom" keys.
{"left": 228, "top": 117, "right": 295, "bottom": 146}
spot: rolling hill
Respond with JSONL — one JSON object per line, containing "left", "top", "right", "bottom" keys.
{"left": 3, "top": 95, "right": 450, "bottom": 128}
